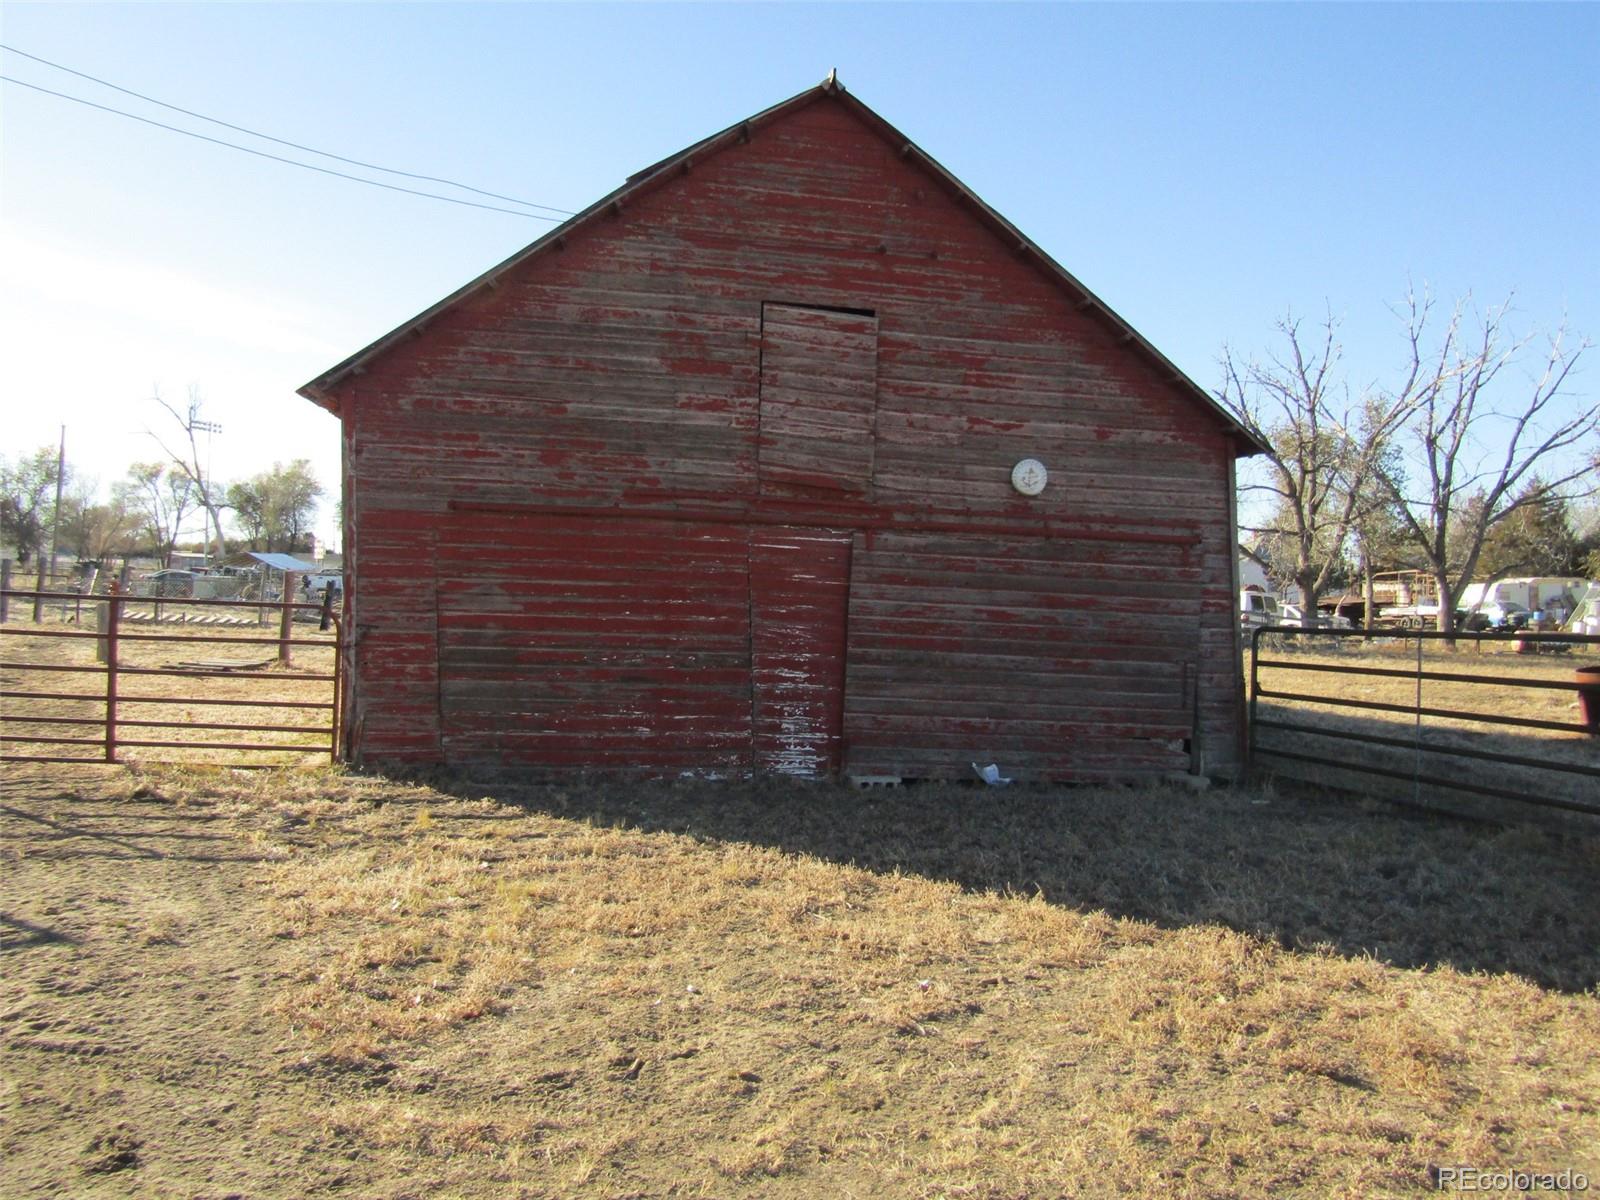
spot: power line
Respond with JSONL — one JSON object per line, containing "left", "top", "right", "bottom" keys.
{"left": 1, "top": 75, "right": 564, "bottom": 221}
{"left": 0, "top": 43, "right": 573, "bottom": 216}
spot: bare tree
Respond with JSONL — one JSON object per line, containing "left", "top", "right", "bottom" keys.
{"left": 147, "top": 385, "right": 227, "bottom": 561}
{"left": 1219, "top": 311, "right": 1414, "bottom": 617}
{"left": 1374, "top": 293, "right": 1596, "bottom": 634}
{"left": 58, "top": 479, "right": 141, "bottom": 562}
{"left": 115, "top": 462, "right": 196, "bottom": 567}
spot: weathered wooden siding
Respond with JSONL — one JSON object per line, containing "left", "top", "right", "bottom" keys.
{"left": 327, "top": 89, "right": 1246, "bottom": 779}
{"left": 758, "top": 305, "right": 879, "bottom": 496}
{"left": 437, "top": 512, "right": 752, "bottom": 770}
{"left": 844, "top": 531, "right": 1199, "bottom": 780}
{"left": 751, "top": 528, "right": 852, "bottom": 775}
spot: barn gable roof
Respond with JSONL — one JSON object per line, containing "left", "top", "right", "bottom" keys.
{"left": 299, "top": 75, "right": 1267, "bottom": 456}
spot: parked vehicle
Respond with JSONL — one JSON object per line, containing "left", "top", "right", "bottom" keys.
{"left": 1280, "top": 603, "right": 1323, "bottom": 629}
{"left": 1240, "top": 589, "right": 1281, "bottom": 630}
{"left": 299, "top": 571, "right": 343, "bottom": 600}
{"left": 1283, "top": 604, "right": 1354, "bottom": 630}
{"left": 136, "top": 569, "right": 247, "bottom": 601}
{"left": 1376, "top": 602, "right": 1449, "bottom": 630}
{"left": 1379, "top": 603, "right": 1518, "bottom": 632}
{"left": 1458, "top": 577, "right": 1586, "bottom": 616}
{"left": 139, "top": 569, "right": 197, "bottom": 598}
{"left": 1473, "top": 601, "right": 1532, "bottom": 633}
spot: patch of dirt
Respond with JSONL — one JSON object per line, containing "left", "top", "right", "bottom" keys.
{"left": 0, "top": 766, "right": 383, "bottom": 1198}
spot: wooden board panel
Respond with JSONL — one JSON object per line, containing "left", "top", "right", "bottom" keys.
{"left": 843, "top": 531, "right": 1200, "bottom": 781}
{"left": 759, "top": 304, "right": 878, "bottom": 495}
{"left": 751, "top": 528, "right": 851, "bottom": 775}
{"left": 436, "top": 513, "right": 752, "bottom": 772}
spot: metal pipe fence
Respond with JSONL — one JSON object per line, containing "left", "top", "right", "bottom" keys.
{"left": 1, "top": 578, "right": 342, "bottom": 768}
{"left": 1248, "top": 625, "right": 1600, "bottom": 818}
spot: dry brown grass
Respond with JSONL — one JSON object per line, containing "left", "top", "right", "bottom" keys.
{"left": 83, "top": 764, "right": 1587, "bottom": 1199}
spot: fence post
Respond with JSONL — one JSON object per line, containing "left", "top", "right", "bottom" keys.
{"left": 331, "top": 616, "right": 344, "bottom": 763}
{"left": 106, "top": 582, "right": 122, "bottom": 763}
{"left": 76, "top": 565, "right": 97, "bottom": 625}
{"left": 96, "top": 598, "right": 111, "bottom": 663}
{"left": 279, "top": 571, "right": 296, "bottom": 666}
{"left": 1248, "top": 625, "right": 1261, "bottom": 776}
{"left": 1, "top": 558, "right": 10, "bottom": 623}
{"left": 33, "top": 556, "right": 46, "bottom": 622}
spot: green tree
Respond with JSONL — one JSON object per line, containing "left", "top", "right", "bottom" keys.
{"left": 1567, "top": 456, "right": 1600, "bottom": 580}
{"left": 1476, "top": 481, "right": 1578, "bottom": 578}
{"left": 58, "top": 487, "right": 142, "bottom": 562}
{"left": 1349, "top": 414, "right": 1416, "bottom": 627}
{"left": 0, "top": 446, "right": 68, "bottom": 566}
{"left": 227, "top": 460, "right": 324, "bottom": 552}
{"left": 227, "top": 479, "right": 269, "bottom": 548}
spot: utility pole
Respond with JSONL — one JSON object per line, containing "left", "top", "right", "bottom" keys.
{"left": 190, "top": 411, "right": 224, "bottom": 564}
{"left": 33, "top": 425, "right": 66, "bottom": 620}
{"left": 47, "top": 425, "right": 66, "bottom": 576}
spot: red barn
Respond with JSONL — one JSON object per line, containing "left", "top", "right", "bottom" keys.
{"left": 300, "top": 76, "right": 1264, "bottom": 782}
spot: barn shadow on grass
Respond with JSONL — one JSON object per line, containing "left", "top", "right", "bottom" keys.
{"left": 423, "top": 755, "right": 1600, "bottom": 994}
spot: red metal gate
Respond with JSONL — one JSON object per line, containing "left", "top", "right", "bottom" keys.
{"left": 1, "top": 582, "right": 342, "bottom": 768}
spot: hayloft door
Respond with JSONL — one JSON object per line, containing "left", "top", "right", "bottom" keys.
{"left": 758, "top": 303, "right": 878, "bottom": 495}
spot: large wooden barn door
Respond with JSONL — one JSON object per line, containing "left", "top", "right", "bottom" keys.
{"left": 758, "top": 304, "right": 879, "bottom": 495}
{"left": 750, "top": 528, "right": 852, "bottom": 775}
{"left": 842, "top": 531, "right": 1201, "bottom": 781}
{"left": 436, "top": 513, "right": 753, "bottom": 772}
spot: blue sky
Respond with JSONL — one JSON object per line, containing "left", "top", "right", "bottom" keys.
{"left": 2, "top": 2, "right": 1596, "bottom": 544}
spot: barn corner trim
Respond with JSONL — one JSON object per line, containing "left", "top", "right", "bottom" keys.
{"left": 296, "top": 73, "right": 1269, "bottom": 458}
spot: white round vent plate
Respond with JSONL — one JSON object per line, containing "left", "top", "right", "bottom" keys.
{"left": 1011, "top": 458, "right": 1048, "bottom": 496}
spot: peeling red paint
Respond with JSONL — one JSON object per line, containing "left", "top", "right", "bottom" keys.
{"left": 314, "top": 88, "right": 1245, "bottom": 781}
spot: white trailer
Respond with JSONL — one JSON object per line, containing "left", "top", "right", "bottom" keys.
{"left": 1571, "top": 583, "right": 1600, "bottom": 636}
{"left": 1458, "top": 577, "right": 1588, "bottom": 616}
